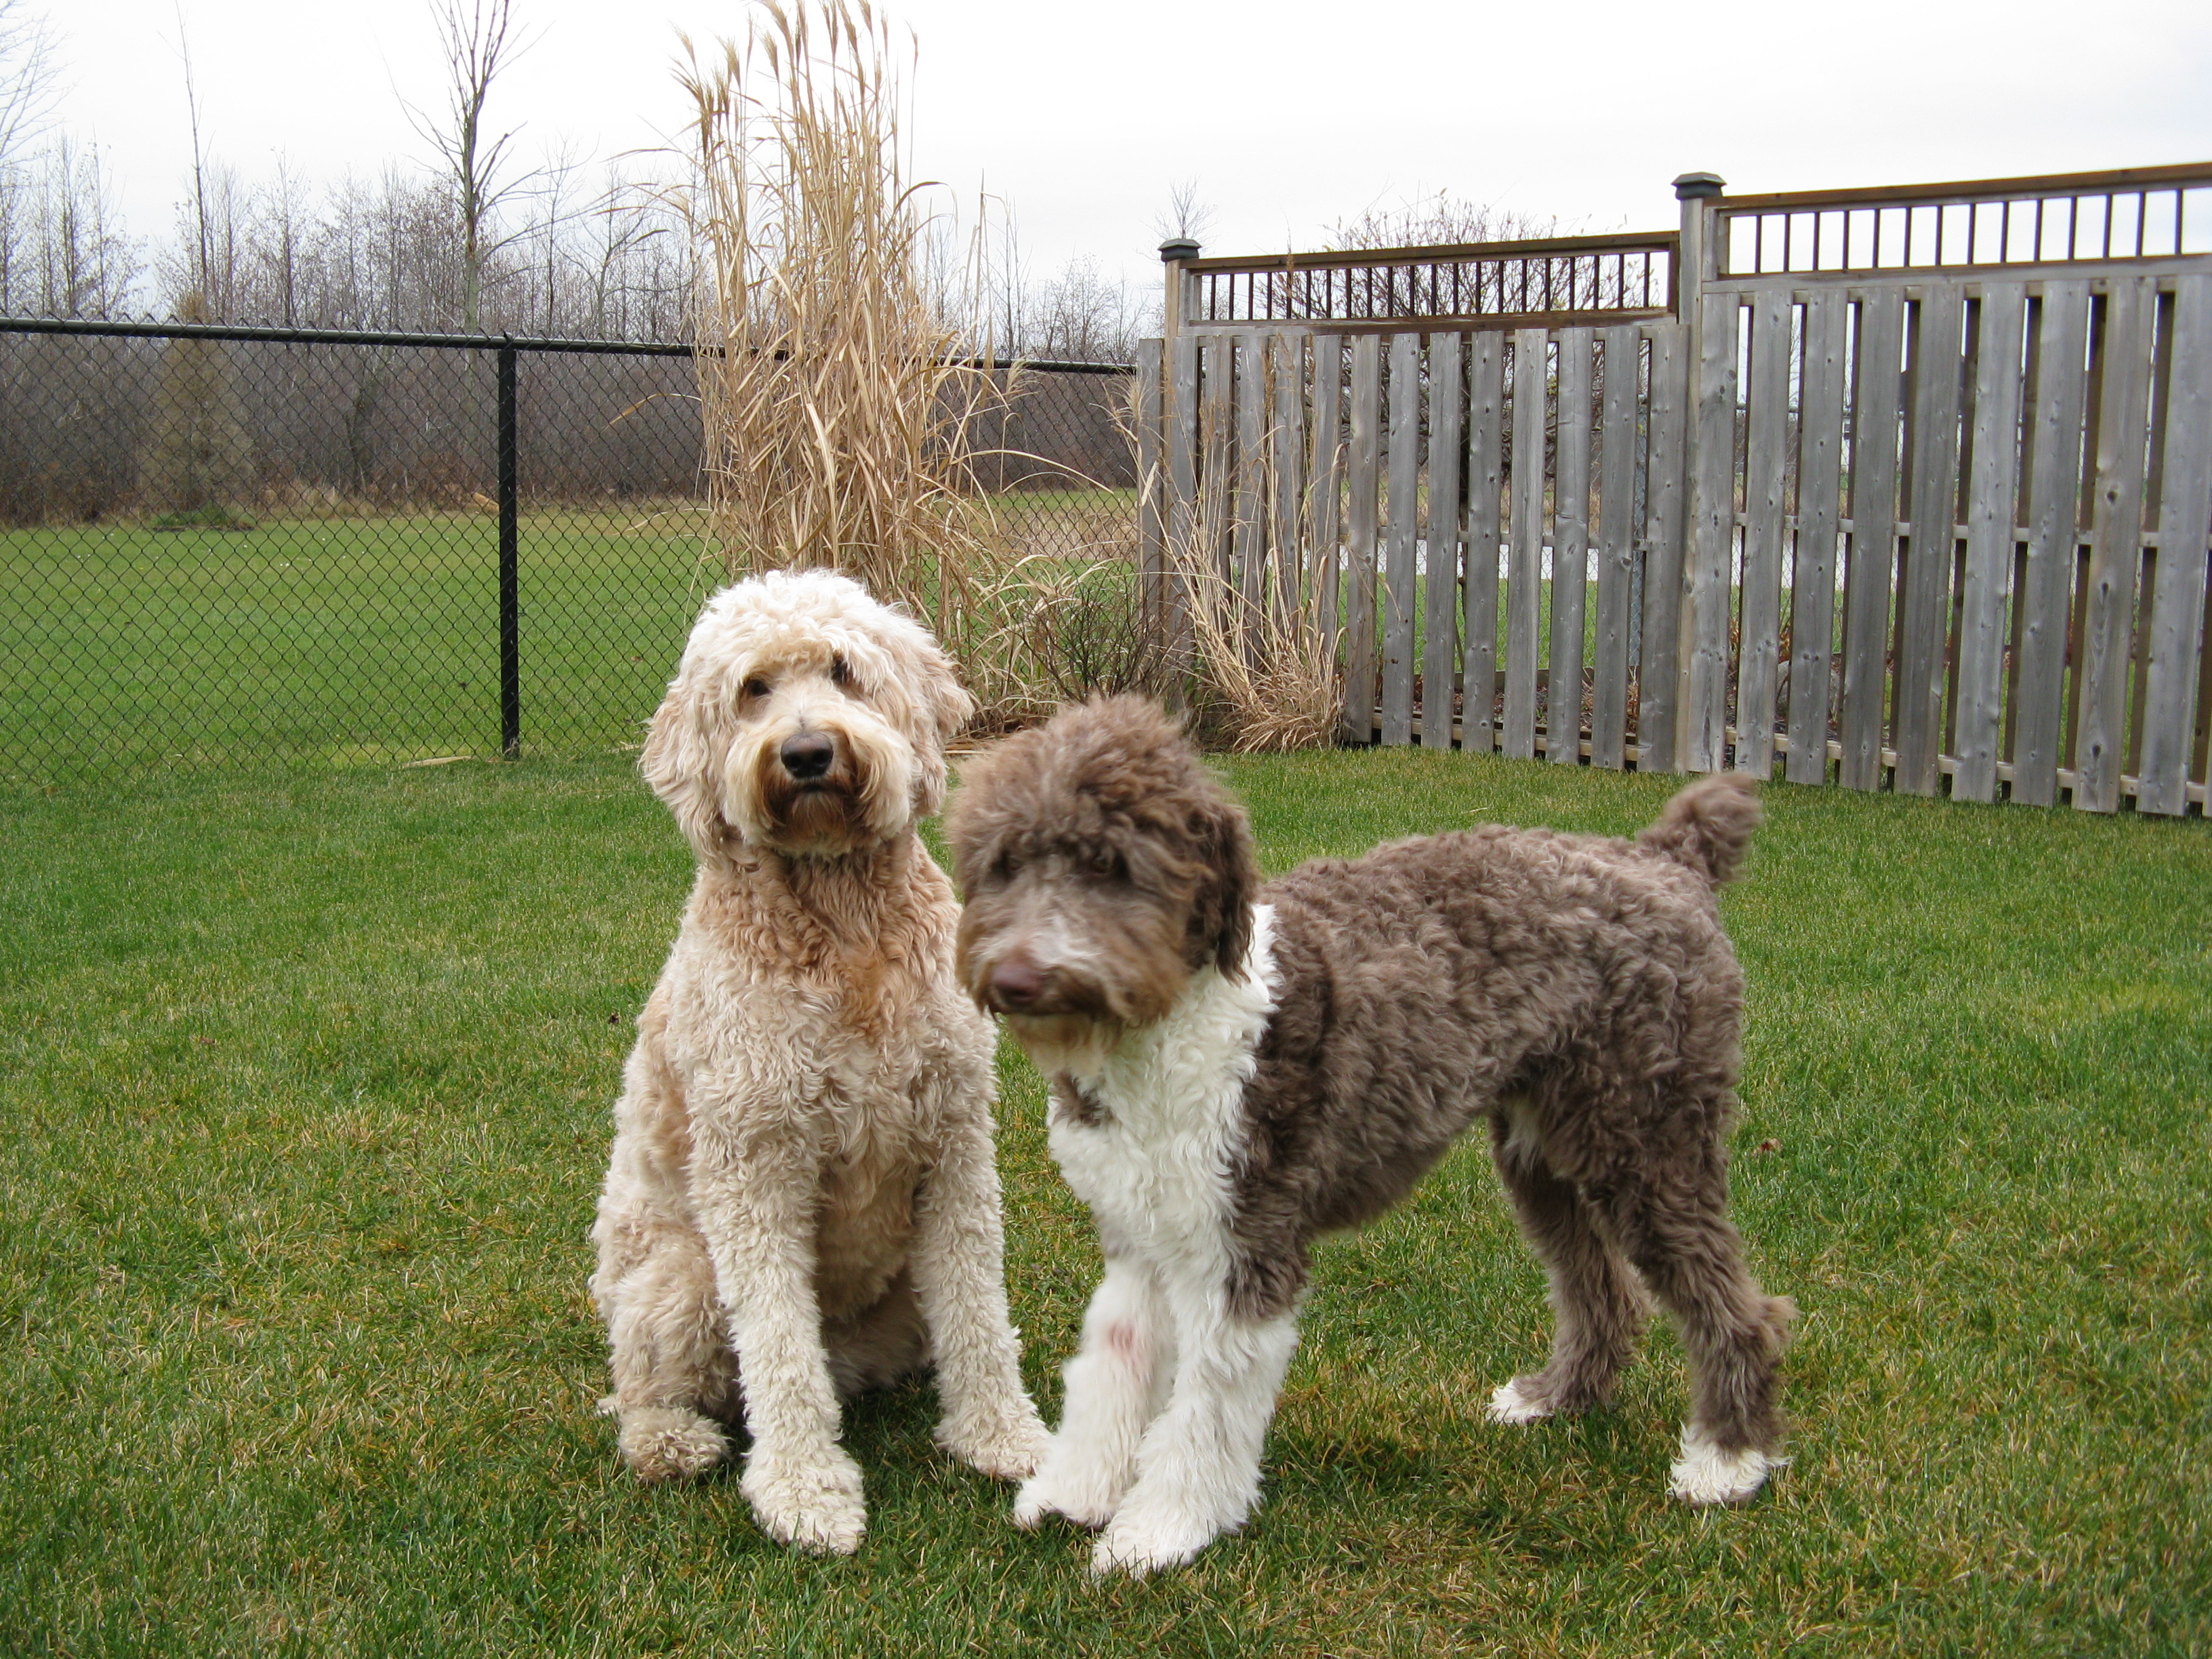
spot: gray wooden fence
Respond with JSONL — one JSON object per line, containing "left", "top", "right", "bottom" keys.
{"left": 1136, "top": 161, "right": 2212, "bottom": 815}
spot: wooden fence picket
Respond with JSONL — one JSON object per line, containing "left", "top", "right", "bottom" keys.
{"left": 1382, "top": 333, "right": 1422, "bottom": 744}
{"left": 1343, "top": 334, "right": 1382, "bottom": 743}
{"left": 1504, "top": 329, "right": 1548, "bottom": 759}
{"left": 1685, "top": 292, "right": 1740, "bottom": 771}
{"left": 1950, "top": 284, "right": 2027, "bottom": 802}
{"left": 1463, "top": 331, "right": 1507, "bottom": 754}
{"left": 2074, "top": 280, "right": 2156, "bottom": 811}
{"left": 1423, "top": 333, "right": 1466, "bottom": 749}
{"left": 1893, "top": 287, "right": 1966, "bottom": 796}
{"left": 2012, "top": 282, "right": 2092, "bottom": 807}
{"left": 2137, "top": 275, "right": 2212, "bottom": 816}
{"left": 1234, "top": 332, "right": 1268, "bottom": 628}
{"left": 1787, "top": 290, "right": 1848, "bottom": 786}
{"left": 1590, "top": 325, "right": 1641, "bottom": 769}
{"left": 1737, "top": 291, "right": 1790, "bottom": 779}
{"left": 1549, "top": 330, "right": 1593, "bottom": 764}
{"left": 1841, "top": 291, "right": 1904, "bottom": 791}
{"left": 1269, "top": 332, "right": 1306, "bottom": 628}
{"left": 1639, "top": 323, "right": 1689, "bottom": 772}
{"left": 1308, "top": 336, "right": 1343, "bottom": 646}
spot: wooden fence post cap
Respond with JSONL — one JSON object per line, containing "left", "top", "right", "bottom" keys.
{"left": 1158, "top": 238, "right": 1202, "bottom": 262}
{"left": 1673, "top": 172, "right": 1727, "bottom": 200}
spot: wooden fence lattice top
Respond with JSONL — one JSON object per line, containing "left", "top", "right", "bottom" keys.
{"left": 1181, "top": 233, "right": 1675, "bottom": 331}
{"left": 1715, "top": 162, "right": 2212, "bottom": 279}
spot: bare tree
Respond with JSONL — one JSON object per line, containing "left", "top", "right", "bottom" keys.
{"left": 0, "top": 0, "right": 58, "bottom": 309}
{"left": 0, "top": 0, "right": 52, "bottom": 165}
{"left": 1325, "top": 188, "right": 1558, "bottom": 251}
{"left": 1023, "top": 254, "right": 1147, "bottom": 363}
{"left": 30, "top": 135, "right": 138, "bottom": 315}
{"left": 171, "top": 1, "right": 217, "bottom": 298}
{"left": 1154, "top": 179, "right": 1214, "bottom": 246}
{"left": 405, "top": 0, "right": 534, "bottom": 331}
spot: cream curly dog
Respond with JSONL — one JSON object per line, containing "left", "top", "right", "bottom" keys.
{"left": 590, "top": 569, "right": 1048, "bottom": 1554}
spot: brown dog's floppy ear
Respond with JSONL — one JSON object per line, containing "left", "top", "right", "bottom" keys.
{"left": 1186, "top": 791, "right": 1258, "bottom": 979}
{"left": 640, "top": 666, "right": 729, "bottom": 859}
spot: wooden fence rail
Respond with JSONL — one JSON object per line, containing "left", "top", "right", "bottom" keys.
{"left": 1138, "top": 161, "right": 2212, "bottom": 816}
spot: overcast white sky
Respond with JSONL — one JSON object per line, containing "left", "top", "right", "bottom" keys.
{"left": 44, "top": 0, "right": 2212, "bottom": 298}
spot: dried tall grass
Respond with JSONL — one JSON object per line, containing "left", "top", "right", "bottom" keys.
{"left": 1165, "top": 527, "right": 1341, "bottom": 753}
{"left": 1126, "top": 373, "right": 1341, "bottom": 752}
{"left": 680, "top": 0, "right": 1034, "bottom": 716}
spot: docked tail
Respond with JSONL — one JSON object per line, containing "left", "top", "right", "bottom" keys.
{"left": 1637, "top": 775, "right": 1761, "bottom": 887}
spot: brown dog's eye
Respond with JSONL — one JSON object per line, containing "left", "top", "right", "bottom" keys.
{"left": 742, "top": 676, "right": 770, "bottom": 699}
{"left": 1087, "top": 848, "right": 1120, "bottom": 879}
{"left": 830, "top": 655, "right": 854, "bottom": 689}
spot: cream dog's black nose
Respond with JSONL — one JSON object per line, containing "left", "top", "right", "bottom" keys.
{"left": 781, "top": 732, "right": 834, "bottom": 779}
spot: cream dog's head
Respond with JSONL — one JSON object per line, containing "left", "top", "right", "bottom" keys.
{"left": 642, "top": 570, "right": 973, "bottom": 861}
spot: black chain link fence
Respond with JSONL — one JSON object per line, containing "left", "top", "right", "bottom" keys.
{"left": 1, "top": 318, "right": 1136, "bottom": 780}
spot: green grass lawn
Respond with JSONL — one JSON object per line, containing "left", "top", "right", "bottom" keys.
{"left": 1, "top": 511, "right": 725, "bottom": 777}
{"left": 1, "top": 501, "right": 1141, "bottom": 783}
{"left": 2, "top": 751, "right": 2207, "bottom": 1656}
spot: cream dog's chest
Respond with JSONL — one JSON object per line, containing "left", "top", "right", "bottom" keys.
{"left": 668, "top": 956, "right": 987, "bottom": 1140}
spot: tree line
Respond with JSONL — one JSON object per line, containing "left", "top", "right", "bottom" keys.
{"left": 0, "top": 0, "right": 1162, "bottom": 359}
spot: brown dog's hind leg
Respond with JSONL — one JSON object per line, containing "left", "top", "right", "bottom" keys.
{"left": 1486, "top": 1109, "right": 1645, "bottom": 1425}
{"left": 1594, "top": 1135, "right": 1793, "bottom": 1504}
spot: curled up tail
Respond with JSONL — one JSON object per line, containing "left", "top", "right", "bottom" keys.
{"left": 1637, "top": 775, "right": 1762, "bottom": 887}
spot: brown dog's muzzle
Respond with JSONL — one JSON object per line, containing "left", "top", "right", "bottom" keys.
{"left": 969, "top": 937, "right": 1111, "bottom": 1021}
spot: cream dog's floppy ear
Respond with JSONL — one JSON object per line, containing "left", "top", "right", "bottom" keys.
{"left": 640, "top": 663, "right": 731, "bottom": 859}
{"left": 906, "top": 646, "right": 975, "bottom": 819}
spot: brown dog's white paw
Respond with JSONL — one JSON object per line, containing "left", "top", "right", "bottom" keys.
{"left": 1666, "top": 1426, "right": 1782, "bottom": 1505}
{"left": 614, "top": 1406, "right": 730, "bottom": 1481}
{"left": 1010, "top": 1449, "right": 1126, "bottom": 1532}
{"left": 1486, "top": 1377, "right": 1556, "bottom": 1425}
{"left": 1088, "top": 1494, "right": 1223, "bottom": 1578}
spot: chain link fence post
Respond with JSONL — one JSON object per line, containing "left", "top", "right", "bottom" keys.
{"left": 497, "top": 340, "right": 521, "bottom": 758}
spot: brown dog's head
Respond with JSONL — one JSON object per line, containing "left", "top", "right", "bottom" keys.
{"left": 945, "top": 695, "right": 1257, "bottom": 1064}
{"left": 640, "top": 570, "right": 972, "bottom": 862}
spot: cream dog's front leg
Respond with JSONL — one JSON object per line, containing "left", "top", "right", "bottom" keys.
{"left": 910, "top": 1109, "right": 1050, "bottom": 1480}
{"left": 689, "top": 1115, "right": 866, "bottom": 1555}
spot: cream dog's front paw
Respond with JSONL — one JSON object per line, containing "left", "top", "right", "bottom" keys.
{"left": 612, "top": 1404, "right": 730, "bottom": 1481}
{"left": 740, "top": 1447, "right": 868, "bottom": 1554}
{"left": 939, "top": 1393, "right": 1052, "bottom": 1482}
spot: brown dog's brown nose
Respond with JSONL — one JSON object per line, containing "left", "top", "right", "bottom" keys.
{"left": 989, "top": 954, "right": 1046, "bottom": 1010}
{"left": 780, "top": 731, "right": 834, "bottom": 780}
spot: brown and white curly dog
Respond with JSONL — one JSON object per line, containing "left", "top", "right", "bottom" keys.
{"left": 590, "top": 570, "right": 1047, "bottom": 1555}
{"left": 946, "top": 695, "right": 1794, "bottom": 1576}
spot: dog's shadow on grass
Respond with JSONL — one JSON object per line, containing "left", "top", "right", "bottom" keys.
{"left": 1265, "top": 1410, "right": 1661, "bottom": 1568}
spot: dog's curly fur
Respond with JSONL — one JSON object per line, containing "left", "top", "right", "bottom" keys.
{"left": 590, "top": 570, "right": 1047, "bottom": 1555}
{"left": 947, "top": 695, "right": 1795, "bottom": 1576}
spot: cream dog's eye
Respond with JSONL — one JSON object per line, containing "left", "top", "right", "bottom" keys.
{"left": 830, "top": 656, "right": 855, "bottom": 690}
{"left": 743, "top": 676, "right": 770, "bottom": 699}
